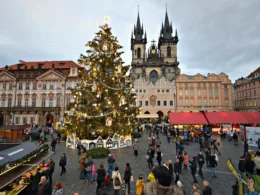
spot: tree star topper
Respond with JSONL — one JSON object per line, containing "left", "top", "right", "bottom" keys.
{"left": 96, "top": 16, "right": 111, "bottom": 26}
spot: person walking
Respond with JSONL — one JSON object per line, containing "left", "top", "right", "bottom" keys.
{"left": 199, "top": 136, "right": 204, "bottom": 151}
{"left": 209, "top": 153, "right": 217, "bottom": 178}
{"left": 168, "top": 160, "right": 174, "bottom": 184}
{"left": 189, "top": 156, "right": 198, "bottom": 184}
{"left": 112, "top": 166, "right": 122, "bottom": 195}
{"left": 96, "top": 164, "right": 106, "bottom": 193}
{"left": 174, "top": 158, "right": 181, "bottom": 184}
{"left": 59, "top": 153, "right": 67, "bottom": 176}
{"left": 51, "top": 138, "right": 57, "bottom": 152}
{"left": 79, "top": 157, "right": 86, "bottom": 180}
{"left": 136, "top": 174, "right": 145, "bottom": 195}
{"left": 107, "top": 154, "right": 115, "bottom": 177}
{"left": 47, "top": 158, "right": 55, "bottom": 185}
{"left": 183, "top": 151, "right": 189, "bottom": 170}
{"left": 177, "top": 151, "right": 184, "bottom": 173}
{"left": 85, "top": 157, "right": 94, "bottom": 182}
{"left": 191, "top": 183, "right": 201, "bottom": 195}
{"left": 76, "top": 140, "right": 81, "bottom": 156}
{"left": 133, "top": 140, "right": 139, "bottom": 157}
{"left": 123, "top": 163, "right": 132, "bottom": 194}
{"left": 147, "top": 169, "right": 156, "bottom": 182}
{"left": 196, "top": 151, "right": 205, "bottom": 179}
{"left": 202, "top": 180, "right": 212, "bottom": 195}
{"left": 156, "top": 147, "right": 162, "bottom": 166}
{"left": 147, "top": 149, "right": 153, "bottom": 169}
{"left": 52, "top": 182, "right": 63, "bottom": 195}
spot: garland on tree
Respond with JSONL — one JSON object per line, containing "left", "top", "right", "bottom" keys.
{"left": 64, "top": 24, "right": 139, "bottom": 139}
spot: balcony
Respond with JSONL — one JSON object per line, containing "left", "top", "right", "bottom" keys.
{"left": 0, "top": 106, "right": 62, "bottom": 113}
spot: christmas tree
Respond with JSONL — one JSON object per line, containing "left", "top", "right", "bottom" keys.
{"left": 64, "top": 24, "right": 139, "bottom": 139}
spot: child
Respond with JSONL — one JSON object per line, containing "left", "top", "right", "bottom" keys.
{"left": 183, "top": 151, "right": 188, "bottom": 170}
{"left": 104, "top": 172, "right": 111, "bottom": 191}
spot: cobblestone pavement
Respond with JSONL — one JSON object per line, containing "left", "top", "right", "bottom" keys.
{"left": 48, "top": 132, "right": 252, "bottom": 195}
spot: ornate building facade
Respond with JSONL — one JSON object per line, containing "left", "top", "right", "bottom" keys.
{"left": 0, "top": 60, "right": 83, "bottom": 126}
{"left": 131, "top": 10, "right": 180, "bottom": 117}
{"left": 175, "top": 73, "right": 233, "bottom": 112}
{"left": 234, "top": 67, "right": 260, "bottom": 111}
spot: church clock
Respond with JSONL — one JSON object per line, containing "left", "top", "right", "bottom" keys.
{"left": 151, "top": 49, "right": 156, "bottom": 54}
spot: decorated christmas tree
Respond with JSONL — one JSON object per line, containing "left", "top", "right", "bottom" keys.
{"left": 64, "top": 24, "right": 139, "bottom": 139}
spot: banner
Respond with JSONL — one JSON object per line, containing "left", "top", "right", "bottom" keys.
{"left": 245, "top": 127, "right": 260, "bottom": 147}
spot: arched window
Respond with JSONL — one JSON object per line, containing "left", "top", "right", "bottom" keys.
{"left": 137, "top": 48, "right": 141, "bottom": 58}
{"left": 167, "top": 46, "right": 171, "bottom": 57}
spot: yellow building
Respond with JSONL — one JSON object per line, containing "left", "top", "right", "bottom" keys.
{"left": 175, "top": 73, "right": 233, "bottom": 112}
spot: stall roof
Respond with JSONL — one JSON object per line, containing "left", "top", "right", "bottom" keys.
{"left": 0, "top": 142, "right": 39, "bottom": 166}
{"left": 240, "top": 112, "right": 260, "bottom": 124}
{"left": 136, "top": 114, "right": 159, "bottom": 119}
{"left": 205, "top": 112, "right": 249, "bottom": 124}
{"left": 169, "top": 112, "right": 208, "bottom": 125}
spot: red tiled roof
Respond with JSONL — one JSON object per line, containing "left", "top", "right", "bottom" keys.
{"left": 0, "top": 60, "right": 82, "bottom": 71}
{"left": 247, "top": 67, "right": 260, "bottom": 78}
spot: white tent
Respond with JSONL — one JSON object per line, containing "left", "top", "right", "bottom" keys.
{"left": 136, "top": 114, "right": 159, "bottom": 119}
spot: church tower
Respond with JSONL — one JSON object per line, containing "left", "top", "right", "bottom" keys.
{"left": 158, "top": 9, "right": 179, "bottom": 64}
{"left": 131, "top": 10, "right": 147, "bottom": 64}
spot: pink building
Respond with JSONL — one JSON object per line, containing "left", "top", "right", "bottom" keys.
{"left": 234, "top": 67, "right": 260, "bottom": 111}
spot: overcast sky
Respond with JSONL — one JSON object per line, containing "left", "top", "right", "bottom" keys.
{"left": 1, "top": 0, "right": 260, "bottom": 82}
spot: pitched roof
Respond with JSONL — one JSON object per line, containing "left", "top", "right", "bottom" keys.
{"left": 247, "top": 67, "right": 260, "bottom": 78}
{"left": 0, "top": 60, "right": 82, "bottom": 71}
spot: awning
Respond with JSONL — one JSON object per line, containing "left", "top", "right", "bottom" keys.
{"left": 169, "top": 112, "right": 208, "bottom": 125}
{"left": 240, "top": 112, "right": 260, "bottom": 124}
{"left": 136, "top": 114, "right": 159, "bottom": 119}
{"left": 204, "top": 112, "right": 248, "bottom": 124}
{"left": 0, "top": 143, "right": 39, "bottom": 166}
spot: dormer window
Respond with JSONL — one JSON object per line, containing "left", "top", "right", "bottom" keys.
{"left": 72, "top": 69, "right": 76, "bottom": 74}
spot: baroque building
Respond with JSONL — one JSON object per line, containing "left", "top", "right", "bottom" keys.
{"left": 234, "top": 67, "right": 260, "bottom": 111}
{"left": 0, "top": 60, "right": 83, "bottom": 127}
{"left": 175, "top": 73, "right": 233, "bottom": 112}
{"left": 131, "top": 10, "right": 180, "bottom": 117}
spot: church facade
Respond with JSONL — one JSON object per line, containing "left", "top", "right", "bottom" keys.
{"left": 131, "top": 10, "right": 180, "bottom": 117}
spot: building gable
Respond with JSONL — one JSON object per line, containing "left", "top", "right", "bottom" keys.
{"left": 0, "top": 71, "right": 16, "bottom": 81}
{"left": 36, "top": 69, "right": 66, "bottom": 81}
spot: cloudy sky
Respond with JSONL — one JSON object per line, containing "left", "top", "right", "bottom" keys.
{"left": 1, "top": 0, "right": 260, "bottom": 82}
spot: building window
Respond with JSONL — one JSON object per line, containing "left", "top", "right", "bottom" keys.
{"left": 9, "top": 83, "right": 12, "bottom": 90}
{"left": 185, "top": 83, "right": 188, "bottom": 88}
{"left": 137, "top": 48, "right": 141, "bottom": 58}
{"left": 42, "top": 98, "right": 46, "bottom": 107}
{"left": 185, "top": 100, "right": 189, "bottom": 106}
{"left": 210, "top": 100, "right": 213, "bottom": 106}
{"left": 225, "top": 90, "right": 228, "bottom": 97}
{"left": 42, "top": 82, "right": 47, "bottom": 90}
{"left": 209, "top": 90, "right": 213, "bottom": 97}
{"left": 2, "top": 99, "right": 5, "bottom": 107}
{"left": 23, "top": 117, "right": 27, "bottom": 124}
{"left": 145, "top": 101, "right": 148, "bottom": 106}
{"left": 57, "top": 82, "right": 61, "bottom": 89}
{"left": 198, "top": 90, "right": 201, "bottom": 96}
{"left": 166, "top": 89, "right": 169, "bottom": 93}
{"left": 66, "top": 98, "right": 70, "bottom": 106}
{"left": 8, "top": 98, "right": 12, "bottom": 107}
{"left": 133, "top": 101, "right": 136, "bottom": 106}
{"left": 139, "top": 90, "right": 142, "bottom": 92}
{"left": 224, "top": 84, "right": 228, "bottom": 88}
{"left": 56, "top": 98, "right": 60, "bottom": 107}
{"left": 203, "top": 83, "right": 206, "bottom": 88}
{"left": 198, "top": 101, "right": 202, "bottom": 106}
{"left": 49, "top": 98, "right": 53, "bottom": 107}
{"left": 18, "top": 83, "right": 23, "bottom": 90}
{"left": 215, "top": 90, "right": 219, "bottom": 96}
{"left": 15, "top": 117, "right": 20, "bottom": 124}
{"left": 30, "top": 117, "right": 35, "bottom": 124}
{"left": 203, "top": 100, "right": 207, "bottom": 106}
{"left": 157, "top": 101, "right": 161, "bottom": 106}
{"left": 3, "top": 83, "right": 6, "bottom": 90}
{"left": 215, "top": 100, "right": 219, "bottom": 106}
{"left": 167, "top": 46, "right": 171, "bottom": 57}
{"left": 179, "top": 100, "right": 183, "bottom": 106}
{"left": 66, "top": 82, "right": 71, "bottom": 89}
{"left": 254, "top": 89, "right": 256, "bottom": 96}
{"left": 203, "top": 91, "right": 207, "bottom": 97}
{"left": 32, "top": 98, "right": 36, "bottom": 107}
{"left": 185, "top": 91, "right": 188, "bottom": 96}
{"left": 50, "top": 82, "right": 54, "bottom": 90}
{"left": 25, "top": 98, "right": 29, "bottom": 107}
{"left": 225, "top": 100, "right": 229, "bottom": 107}
{"left": 33, "top": 82, "right": 37, "bottom": 90}
{"left": 197, "top": 83, "right": 201, "bottom": 87}
{"left": 190, "top": 90, "right": 194, "bottom": 96}
{"left": 170, "top": 101, "right": 173, "bottom": 106}
{"left": 26, "top": 82, "right": 30, "bottom": 90}
{"left": 179, "top": 91, "right": 183, "bottom": 96}
{"left": 164, "top": 101, "right": 167, "bottom": 106}
{"left": 18, "top": 98, "right": 22, "bottom": 106}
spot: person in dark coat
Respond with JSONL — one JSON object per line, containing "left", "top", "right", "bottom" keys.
{"left": 123, "top": 163, "right": 132, "bottom": 194}
{"left": 196, "top": 151, "right": 205, "bottom": 179}
{"left": 202, "top": 180, "right": 212, "bottom": 195}
{"left": 51, "top": 138, "right": 57, "bottom": 152}
{"left": 47, "top": 158, "right": 55, "bottom": 185}
{"left": 189, "top": 156, "right": 198, "bottom": 183}
{"left": 59, "top": 153, "right": 67, "bottom": 176}
{"left": 174, "top": 158, "right": 181, "bottom": 184}
{"left": 37, "top": 176, "right": 52, "bottom": 195}
{"left": 168, "top": 160, "right": 174, "bottom": 184}
{"left": 209, "top": 154, "right": 217, "bottom": 178}
{"left": 30, "top": 167, "right": 41, "bottom": 194}
{"left": 147, "top": 149, "right": 153, "bottom": 169}
{"left": 238, "top": 156, "right": 246, "bottom": 180}
{"left": 96, "top": 164, "right": 106, "bottom": 193}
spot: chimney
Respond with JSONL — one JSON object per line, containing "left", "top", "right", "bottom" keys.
{"left": 5, "top": 65, "right": 8, "bottom": 70}
{"left": 17, "top": 64, "right": 21, "bottom": 70}
{"left": 52, "top": 64, "right": 55, "bottom": 69}
{"left": 19, "top": 60, "right": 25, "bottom": 63}
{"left": 38, "top": 64, "right": 43, "bottom": 70}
